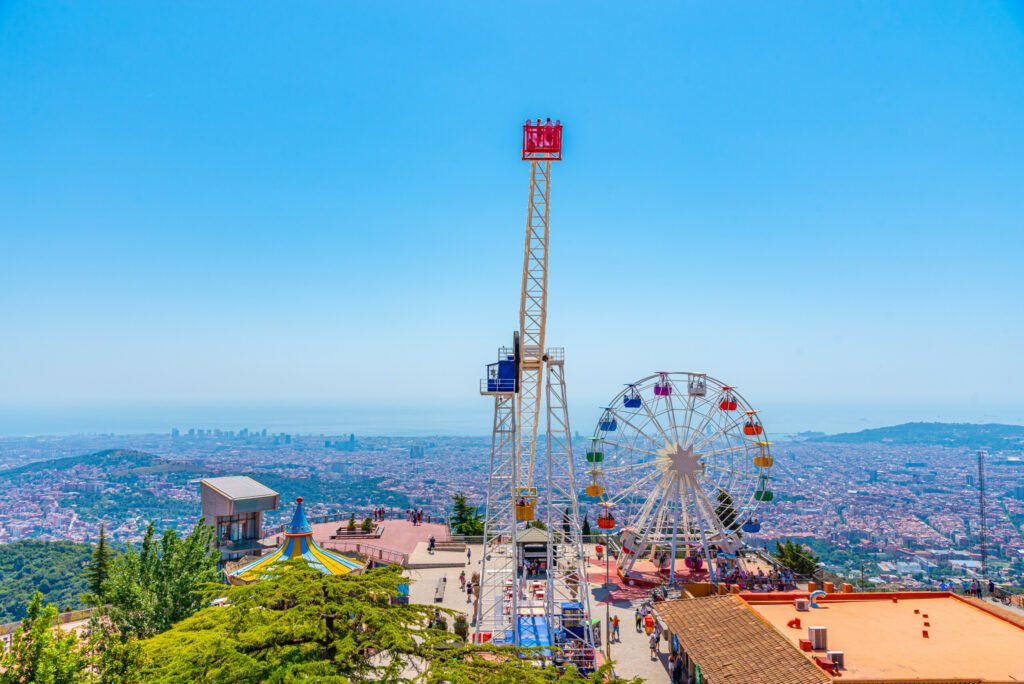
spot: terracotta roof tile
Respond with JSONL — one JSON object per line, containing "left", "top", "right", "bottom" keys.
{"left": 656, "top": 595, "right": 831, "bottom": 684}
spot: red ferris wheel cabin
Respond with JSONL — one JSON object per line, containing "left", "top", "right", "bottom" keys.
{"left": 522, "top": 118, "right": 563, "bottom": 161}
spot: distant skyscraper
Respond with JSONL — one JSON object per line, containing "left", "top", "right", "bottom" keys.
{"left": 409, "top": 446, "right": 425, "bottom": 459}
{"left": 171, "top": 427, "right": 180, "bottom": 439}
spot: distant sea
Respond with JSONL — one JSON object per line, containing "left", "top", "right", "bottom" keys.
{"left": 0, "top": 401, "right": 1021, "bottom": 438}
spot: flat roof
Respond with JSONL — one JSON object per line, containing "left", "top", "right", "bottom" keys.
{"left": 656, "top": 595, "right": 830, "bottom": 684}
{"left": 200, "top": 476, "right": 278, "bottom": 500}
{"left": 748, "top": 594, "right": 1024, "bottom": 682}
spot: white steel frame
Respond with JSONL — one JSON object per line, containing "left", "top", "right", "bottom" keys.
{"left": 594, "top": 373, "right": 772, "bottom": 583}
{"left": 476, "top": 155, "right": 596, "bottom": 661}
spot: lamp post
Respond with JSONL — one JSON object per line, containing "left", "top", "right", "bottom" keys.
{"left": 605, "top": 530, "right": 612, "bottom": 664}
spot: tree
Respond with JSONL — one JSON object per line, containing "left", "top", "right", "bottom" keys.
{"left": 83, "top": 525, "right": 113, "bottom": 605}
{"left": 562, "top": 507, "right": 571, "bottom": 537}
{"left": 526, "top": 519, "right": 547, "bottom": 531}
{"left": 0, "top": 592, "right": 88, "bottom": 684}
{"left": 347, "top": 512, "right": 357, "bottom": 532}
{"left": 715, "top": 490, "right": 740, "bottom": 534}
{"left": 450, "top": 493, "right": 484, "bottom": 536}
{"left": 105, "top": 519, "right": 219, "bottom": 639}
{"left": 134, "top": 562, "right": 452, "bottom": 682}
{"left": 361, "top": 517, "right": 374, "bottom": 533}
{"left": 581, "top": 515, "right": 592, "bottom": 538}
{"left": 132, "top": 562, "right": 637, "bottom": 683}
{"left": 773, "top": 538, "right": 820, "bottom": 577}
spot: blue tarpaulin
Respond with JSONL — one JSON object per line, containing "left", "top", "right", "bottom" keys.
{"left": 517, "top": 616, "right": 552, "bottom": 656}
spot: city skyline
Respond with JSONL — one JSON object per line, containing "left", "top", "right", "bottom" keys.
{"left": 2, "top": 2, "right": 1023, "bottom": 428}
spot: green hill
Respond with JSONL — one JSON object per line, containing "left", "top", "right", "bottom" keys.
{"left": 0, "top": 448, "right": 161, "bottom": 478}
{"left": 0, "top": 540, "right": 94, "bottom": 623}
{"left": 811, "top": 422, "right": 1024, "bottom": 451}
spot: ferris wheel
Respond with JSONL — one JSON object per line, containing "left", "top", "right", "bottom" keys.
{"left": 587, "top": 372, "right": 774, "bottom": 582}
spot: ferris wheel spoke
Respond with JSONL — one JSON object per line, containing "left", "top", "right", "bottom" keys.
{"left": 603, "top": 459, "right": 660, "bottom": 475}
{"left": 698, "top": 444, "right": 747, "bottom": 460}
{"left": 704, "top": 463, "right": 750, "bottom": 478}
{"left": 683, "top": 401, "right": 719, "bottom": 450}
{"left": 658, "top": 382, "right": 681, "bottom": 445}
{"left": 691, "top": 414, "right": 747, "bottom": 453}
{"left": 606, "top": 467, "right": 664, "bottom": 505}
{"left": 687, "top": 474, "right": 733, "bottom": 544}
{"left": 603, "top": 406, "right": 667, "bottom": 448}
{"left": 637, "top": 391, "right": 674, "bottom": 446}
{"left": 677, "top": 475, "right": 694, "bottom": 549}
{"left": 631, "top": 472, "right": 676, "bottom": 553}
{"left": 678, "top": 383, "right": 699, "bottom": 443}
{"left": 595, "top": 438, "right": 663, "bottom": 460}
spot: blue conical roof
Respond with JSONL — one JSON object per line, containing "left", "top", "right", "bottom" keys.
{"left": 288, "top": 497, "right": 313, "bottom": 534}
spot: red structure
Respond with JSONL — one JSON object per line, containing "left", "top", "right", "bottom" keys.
{"left": 522, "top": 119, "right": 563, "bottom": 160}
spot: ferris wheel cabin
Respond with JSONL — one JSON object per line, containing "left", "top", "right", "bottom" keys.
{"left": 688, "top": 373, "right": 707, "bottom": 396}
{"left": 522, "top": 119, "right": 563, "bottom": 161}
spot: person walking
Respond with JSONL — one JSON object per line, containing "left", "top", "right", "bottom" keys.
{"left": 668, "top": 653, "right": 682, "bottom": 684}
{"left": 466, "top": 547, "right": 472, "bottom": 565}
{"left": 459, "top": 570, "right": 466, "bottom": 590}
{"left": 634, "top": 607, "right": 642, "bottom": 633}
{"left": 611, "top": 614, "right": 620, "bottom": 642}
{"left": 649, "top": 631, "right": 659, "bottom": 660}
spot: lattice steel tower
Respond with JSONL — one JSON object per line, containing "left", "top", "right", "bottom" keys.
{"left": 475, "top": 121, "right": 595, "bottom": 669}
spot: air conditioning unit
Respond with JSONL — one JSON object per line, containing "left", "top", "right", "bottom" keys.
{"left": 808, "top": 626, "right": 828, "bottom": 650}
{"left": 795, "top": 599, "right": 810, "bottom": 612}
{"left": 827, "top": 651, "right": 845, "bottom": 670}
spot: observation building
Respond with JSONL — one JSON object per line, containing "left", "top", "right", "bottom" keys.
{"left": 227, "top": 497, "right": 363, "bottom": 585}
{"left": 200, "top": 475, "right": 279, "bottom": 565}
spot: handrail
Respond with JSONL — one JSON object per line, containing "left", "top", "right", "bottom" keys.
{"left": 321, "top": 539, "right": 407, "bottom": 566}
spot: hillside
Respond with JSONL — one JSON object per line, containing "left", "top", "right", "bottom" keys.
{"left": 0, "top": 540, "right": 94, "bottom": 622}
{"left": 0, "top": 448, "right": 162, "bottom": 478}
{"left": 811, "top": 422, "right": 1024, "bottom": 451}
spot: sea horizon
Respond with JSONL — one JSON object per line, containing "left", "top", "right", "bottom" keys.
{"left": 0, "top": 401, "right": 1021, "bottom": 439}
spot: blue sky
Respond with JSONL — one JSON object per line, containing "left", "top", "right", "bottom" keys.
{"left": 1, "top": 2, "right": 1023, "bottom": 435}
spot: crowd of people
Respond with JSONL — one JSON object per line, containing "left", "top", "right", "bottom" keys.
{"left": 940, "top": 577, "right": 994, "bottom": 598}
{"left": 719, "top": 566, "right": 797, "bottom": 592}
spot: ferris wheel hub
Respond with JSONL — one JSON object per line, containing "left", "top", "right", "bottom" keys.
{"left": 659, "top": 441, "right": 704, "bottom": 478}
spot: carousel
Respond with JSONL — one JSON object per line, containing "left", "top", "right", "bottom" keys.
{"left": 227, "top": 497, "right": 363, "bottom": 585}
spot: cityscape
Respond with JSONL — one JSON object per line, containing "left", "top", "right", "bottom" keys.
{"left": 3, "top": 424, "right": 1021, "bottom": 589}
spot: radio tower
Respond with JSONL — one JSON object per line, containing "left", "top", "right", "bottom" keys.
{"left": 978, "top": 449, "right": 987, "bottom": 586}
{"left": 476, "top": 120, "right": 596, "bottom": 669}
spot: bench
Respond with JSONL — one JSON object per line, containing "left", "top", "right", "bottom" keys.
{"left": 434, "top": 578, "right": 446, "bottom": 602}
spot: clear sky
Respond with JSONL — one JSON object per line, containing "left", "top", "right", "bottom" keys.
{"left": 1, "top": 1, "right": 1023, "bottom": 435}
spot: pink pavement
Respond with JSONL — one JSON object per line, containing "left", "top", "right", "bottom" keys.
{"left": 308, "top": 519, "right": 451, "bottom": 556}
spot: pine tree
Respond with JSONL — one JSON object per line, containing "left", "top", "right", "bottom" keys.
{"left": 450, "top": 492, "right": 484, "bottom": 536}
{"left": 773, "top": 538, "right": 820, "bottom": 576}
{"left": 84, "top": 525, "right": 112, "bottom": 604}
{"left": 581, "top": 515, "right": 592, "bottom": 538}
{"left": 715, "top": 490, "right": 740, "bottom": 534}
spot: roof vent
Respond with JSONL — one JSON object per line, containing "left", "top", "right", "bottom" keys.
{"left": 827, "top": 650, "right": 845, "bottom": 670}
{"left": 808, "top": 625, "right": 828, "bottom": 650}
{"left": 795, "top": 598, "right": 810, "bottom": 611}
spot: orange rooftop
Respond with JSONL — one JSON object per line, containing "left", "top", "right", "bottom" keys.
{"left": 656, "top": 591, "right": 1024, "bottom": 684}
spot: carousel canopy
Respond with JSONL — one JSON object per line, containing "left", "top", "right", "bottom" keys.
{"left": 228, "top": 497, "right": 362, "bottom": 583}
